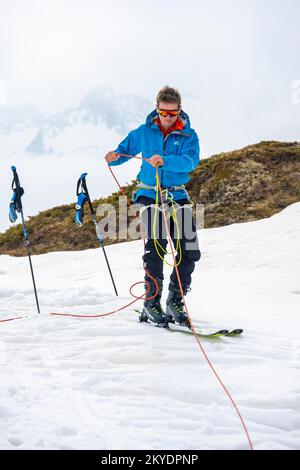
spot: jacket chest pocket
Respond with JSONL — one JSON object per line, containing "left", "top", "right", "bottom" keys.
{"left": 164, "top": 135, "right": 180, "bottom": 156}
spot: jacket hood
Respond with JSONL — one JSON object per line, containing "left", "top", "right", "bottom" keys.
{"left": 145, "top": 109, "right": 191, "bottom": 130}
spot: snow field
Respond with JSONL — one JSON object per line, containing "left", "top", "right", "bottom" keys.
{"left": 0, "top": 203, "right": 300, "bottom": 449}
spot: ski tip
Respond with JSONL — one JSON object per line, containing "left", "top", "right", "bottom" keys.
{"left": 225, "top": 329, "right": 244, "bottom": 336}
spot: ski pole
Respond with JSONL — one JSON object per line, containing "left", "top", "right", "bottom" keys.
{"left": 9, "top": 166, "right": 40, "bottom": 314}
{"left": 75, "top": 173, "right": 118, "bottom": 297}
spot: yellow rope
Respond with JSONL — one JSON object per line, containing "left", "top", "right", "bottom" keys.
{"left": 152, "top": 169, "right": 182, "bottom": 267}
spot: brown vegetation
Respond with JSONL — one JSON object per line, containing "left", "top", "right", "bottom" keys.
{"left": 1, "top": 141, "right": 299, "bottom": 256}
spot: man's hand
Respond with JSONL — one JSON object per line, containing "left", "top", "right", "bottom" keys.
{"left": 148, "top": 154, "right": 164, "bottom": 167}
{"left": 105, "top": 151, "right": 119, "bottom": 163}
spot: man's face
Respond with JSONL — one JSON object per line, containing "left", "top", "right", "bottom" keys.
{"left": 156, "top": 101, "right": 180, "bottom": 129}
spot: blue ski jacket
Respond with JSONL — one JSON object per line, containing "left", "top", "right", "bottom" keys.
{"left": 109, "top": 109, "right": 200, "bottom": 202}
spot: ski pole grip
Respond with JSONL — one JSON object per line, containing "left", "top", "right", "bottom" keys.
{"left": 76, "top": 173, "right": 88, "bottom": 195}
{"left": 80, "top": 174, "right": 95, "bottom": 215}
{"left": 11, "top": 166, "right": 21, "bottom": 188}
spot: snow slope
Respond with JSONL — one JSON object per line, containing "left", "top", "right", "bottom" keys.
{"left": 0, "top": 203, "right": 300, "bottom": 450}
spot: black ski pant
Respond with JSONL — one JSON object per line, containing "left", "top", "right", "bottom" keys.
{"left": 137, "top": 196, "right": 201, "bottom": 288}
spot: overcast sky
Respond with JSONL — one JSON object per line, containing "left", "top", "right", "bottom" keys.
{"left": 0, "top": 0, "right": 299, "bottom": 233}
{"left": 0, "top": 0, "right": 299, "bottom": 151}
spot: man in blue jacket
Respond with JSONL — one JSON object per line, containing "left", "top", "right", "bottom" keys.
{"left": 105, "top": 86, "right": 201, "bottom": 326}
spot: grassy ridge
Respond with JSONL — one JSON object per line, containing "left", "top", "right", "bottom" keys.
{"left": 1, "top": 140, "right": 299, "bottom": 256}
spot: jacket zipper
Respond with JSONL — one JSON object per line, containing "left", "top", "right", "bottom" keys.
{"left": 161, "top": 132, "right": 180, "bottom": 188}
{"left": 161, "top": 130, "right": 190, "bottom": 188}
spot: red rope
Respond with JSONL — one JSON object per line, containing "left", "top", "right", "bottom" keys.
{"left": 155, "top": 168, "right": 254, "bottom": 450}
{"left": 50, "top": 154, "right": 159, "bottom": 319}
{"left": 0, "top": 152, "right": 254, "bottom": 450}
{"left": 52, "top": 154, "right": 254, "bottom": 449}
{"left": 100, "top": 153, "right": 254, "bottom": 450}
{"left": 0, "top": 316, "right": 26, "bottom": 323}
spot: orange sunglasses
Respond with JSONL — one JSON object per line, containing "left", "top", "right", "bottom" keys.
{"left": 157, "top": 109, "right": 180, "bottom": 117}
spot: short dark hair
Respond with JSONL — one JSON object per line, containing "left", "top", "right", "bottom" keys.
{"left": 156, "top": 86, "right": 181, "bottom": 107}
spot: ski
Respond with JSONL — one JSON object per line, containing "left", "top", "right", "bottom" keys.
{"left": 169, "top": 324, "right": 243, "bottom": 337}
{"left": 167, "top": 322, "right": 230, "bottom": 337}
{"left": 134, "top": 309, "right": 243, "bottom": 338}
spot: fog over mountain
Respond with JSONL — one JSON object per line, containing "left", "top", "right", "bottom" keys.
{"left": 0, "top": 87, "right": 152, "bottom": 234}
{"left": 0, "top": 87, "right": 151, "bottom": 155}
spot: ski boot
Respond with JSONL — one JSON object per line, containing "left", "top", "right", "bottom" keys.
{"left": 139, "top": 276, "right": 169, "bottom": 327}
{"left": 166, "top": 280, "right": 191, "bottom": 327}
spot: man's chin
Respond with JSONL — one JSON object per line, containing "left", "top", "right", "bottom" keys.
{"left": 162, "top": 122, "right": 173, "bottom": 130}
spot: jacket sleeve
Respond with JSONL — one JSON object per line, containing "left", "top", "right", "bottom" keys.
{"left": 109, "top": 126, "right": 143, "bottom": 166}
{"left": 163, "top": 130, "right": 200, "bottom": 173}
